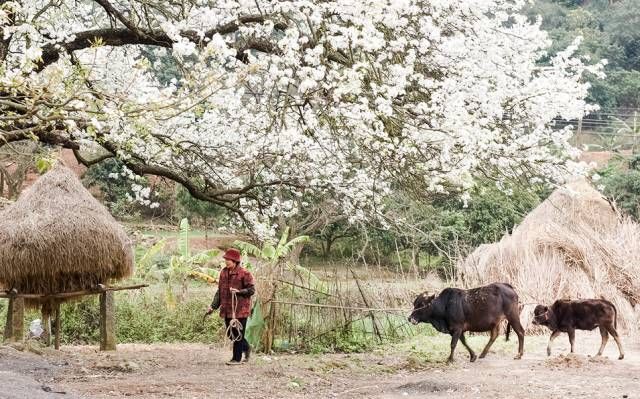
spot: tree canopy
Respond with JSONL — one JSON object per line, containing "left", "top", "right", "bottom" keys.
{"left": 1, "top": 0, "right": 599, "bottom": 235}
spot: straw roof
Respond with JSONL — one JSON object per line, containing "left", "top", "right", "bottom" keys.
{"left": 0, "top": 164, "right": 133, "bottom": 298}
{"left": 458, "top": 179, "right": 640, "bottom": 332}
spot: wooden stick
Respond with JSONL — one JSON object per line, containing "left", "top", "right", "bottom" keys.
{"left": 272, "top": 278, "right": 337, "bottom": 298}
{"left": 0, "top": 284, "right": 148, "bottom": 299}
{"left": 270, "top": 300, "right": 408, "bottom": 313}
{"left": 54, "top": 302, "right": 61, "bottom": 350}
{"left": 350, "top": 268, "right": 382, "bottom": 342}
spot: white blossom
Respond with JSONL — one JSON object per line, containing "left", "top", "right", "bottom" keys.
{"left": 1, "top": 0, "right": 602, "bottom": 235}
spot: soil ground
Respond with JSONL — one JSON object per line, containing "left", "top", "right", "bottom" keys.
{"left": 1, "top": 332, "right": 638, "bottom": 398}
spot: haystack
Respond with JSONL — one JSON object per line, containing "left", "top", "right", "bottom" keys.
{"left": 0, "top": 164, "right": 133, "bottom": 301}
{"left": 458, "top": 179, "right": 640, "bottom": 331}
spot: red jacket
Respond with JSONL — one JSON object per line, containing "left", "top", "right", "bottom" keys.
{"left": 217, "top": 265, "right": 255, "bottom": 318}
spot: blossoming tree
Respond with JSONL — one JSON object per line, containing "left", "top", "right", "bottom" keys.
{"left": 0, "top": 0, "right": 601, "bottom": 235}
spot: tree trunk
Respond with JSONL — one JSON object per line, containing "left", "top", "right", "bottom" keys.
{"left": 289, "top": 243, "right": 304, "bottom": 265}
{"left": 324, "top": 236, "right": 334, "bottom": 258}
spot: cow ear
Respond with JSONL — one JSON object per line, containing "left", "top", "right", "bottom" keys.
{"left": 428, "top": 294, "right": 435, "bottom": 300}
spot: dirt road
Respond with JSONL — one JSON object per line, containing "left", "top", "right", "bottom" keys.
{"left": 1, "top": 332, "right": 638, "bottom": 398}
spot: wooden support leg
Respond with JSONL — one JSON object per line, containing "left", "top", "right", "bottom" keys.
{"left": 42, "top": 304, "right": 51, "bottom": 347}
{"left": 4, "top": 297, "right": 24, "bottom": 342}
{"left": 3, "top": 297, "right": 14, "bottom": 341}
{"left": 12, "top": 298, "right": 24, "bottom": 342}
{"left": 54, "top": 302, "right": 61, "bottom": 350}
{"left": 100, "top": 291, "right": 116, "bottom": 351}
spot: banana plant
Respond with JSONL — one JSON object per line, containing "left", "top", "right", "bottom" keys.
{"left": 167, "top": 219, "right": 220, "bottom": 302}
{"left": 134, "top": 219, "right": 219, "bottom": 308}
{"left": 234, "top": 226, "right": 311, "bottom": 263}
{"left": 234, "top": 227, "right": 327, "bottom": 296}
{"left": 134, "top": 238, "right": 167, "bottom": 281}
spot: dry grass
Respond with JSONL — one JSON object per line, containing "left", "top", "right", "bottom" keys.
{"left": 458, "top": 179, "right": 640, "bottom": 332}
{"left": 0, "top": 164, "right": 133, "bottom": 302}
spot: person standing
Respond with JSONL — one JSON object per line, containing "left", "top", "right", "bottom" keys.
{"left": 207, "top": 248, "right": 255, "bottom": 365}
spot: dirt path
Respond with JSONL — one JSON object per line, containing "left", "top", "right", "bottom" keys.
{"left": 1, "top": 332, "right": 639, "bottom": 398}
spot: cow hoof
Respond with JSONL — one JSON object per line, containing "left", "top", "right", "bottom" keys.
{"left": 546, "top": 351, "right": 551, "bottom": 357}
{"left": 478, "top": 354, "right": 487, "bottom": 359}
{"left": 470, "top": 355, "right": 477, "bottom": 362}
{"left": 514, "top": 354, "right": 522, "bottom": 360}
{"left": 619, "top": 354, "right": 625, "bottom": 360}
{"left": 446, "top": 358, "right": 454, "bottom": 364}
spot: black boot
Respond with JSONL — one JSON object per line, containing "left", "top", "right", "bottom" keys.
{"left": 243, "top": 344, "right": 251, "bottom": 362}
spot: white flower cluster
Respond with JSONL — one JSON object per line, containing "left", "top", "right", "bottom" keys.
{"left": 2, "top": 0, "right": 602, "bottom": 236}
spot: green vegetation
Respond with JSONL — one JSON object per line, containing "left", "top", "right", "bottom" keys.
{"left": 526, "top": 0, "right": 640, "bottom": 110}
{"left": 597, "top": 154, "right": 640, "bottom": 218}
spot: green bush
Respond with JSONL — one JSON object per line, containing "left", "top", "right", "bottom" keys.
{"left": 599, "top": 159, "right": 640, "bottom": 219}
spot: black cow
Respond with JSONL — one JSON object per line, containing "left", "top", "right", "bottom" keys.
{"left": 533, "top": 299, "right": 624, "bottom": 360}
{"left": 408, "top": 283, "right": 525, "bottom": 363}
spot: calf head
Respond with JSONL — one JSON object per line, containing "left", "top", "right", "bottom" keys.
{"left": 408, "top": 292, "right": 435, "bottom": 325}
{"left": 532, "top": 305, "right": 551, "bottom": 326}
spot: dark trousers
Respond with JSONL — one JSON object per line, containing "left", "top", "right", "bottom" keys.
{"left": 225, "top": 317, "right": 248, "bottom": 361}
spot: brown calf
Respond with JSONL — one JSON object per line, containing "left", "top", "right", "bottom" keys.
{"left": 533, "top": 299, "right": 624, "bottom": 360}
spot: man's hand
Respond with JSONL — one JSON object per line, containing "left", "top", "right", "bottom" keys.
{"left": 206, "top": 306, "right": 213, "bottom": 314}
{"left": 230, "top": 288, "right": 239, "bottom": 294}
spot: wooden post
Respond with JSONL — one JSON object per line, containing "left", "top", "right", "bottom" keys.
{"left": 100, "top": 291, "right": 116, "bottom": 351}
{"left": 3, "top": 297, "right": 14, "bottom": 341}
{"left": 41, "top": 303, "right": 52, "bottom": 347}
{"left": 12, "top": 298, "right": 24, "bottom": 342}
{"left": 3, "top": 297, "right": 24, "bottom": 342}
{"left": 576, "top": 117, "right": 583, "bottom": 148}
{"left": 266, "top": 301, "right": 276, "bottom": 352}
{"left": 54, "top": 302, "right": 61, "bottom": 350}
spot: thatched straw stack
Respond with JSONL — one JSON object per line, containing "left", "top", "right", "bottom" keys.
{"left": 0, "top": 164, "right": 133, "bottom": 303}
{"left": 458, "top": 179, "right": 640, "bottom": 332}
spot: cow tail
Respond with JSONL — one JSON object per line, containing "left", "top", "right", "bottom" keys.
{"left": 613, "top": 303, "right": 618, "bottom": 330}
{"left": 505, "top": 322, "right": 511, "bottom": 342}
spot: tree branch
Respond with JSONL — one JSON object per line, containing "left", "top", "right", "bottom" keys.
{"left": 0, "top": 0, "right": 15, "bottom": 62}
{"left": 39, "top": 28, "right": 173, "bottom": 69}
{"left": 38, "top": 14, "right": 287, "bottom": 70}
{"left": 72, "top": 148, "right": 114, "bottom": 166}
{"left": 92, "top": 0, "right": 145, "bottom": 37}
